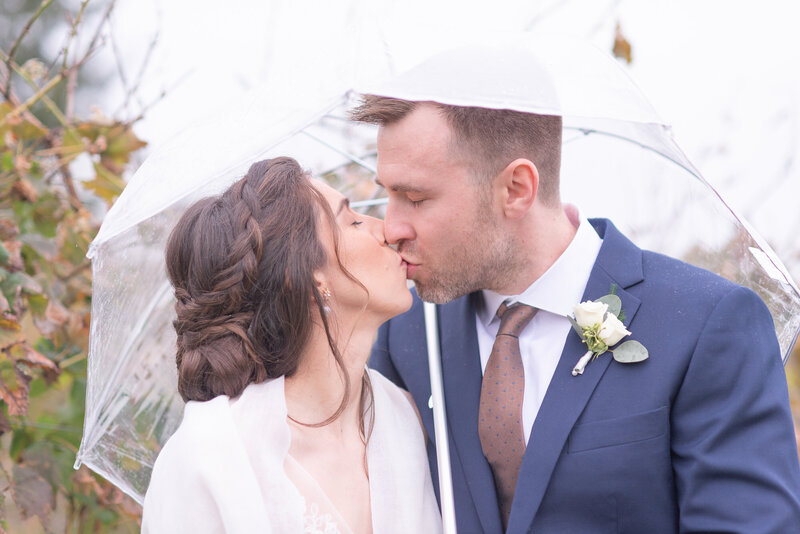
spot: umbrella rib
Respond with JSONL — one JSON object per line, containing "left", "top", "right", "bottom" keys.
{"left": 301, "top": 129, "right": 377, "bottom": 174}
{"left": 89, "top": 96, "right": 351, "bottom": 254}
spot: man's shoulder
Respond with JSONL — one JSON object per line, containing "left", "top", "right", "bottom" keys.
{"left": 594, "top": 218, "right": 747, "bottom": 306}
{"left": 640, "top": 249, "right": 738, "bottom": 297}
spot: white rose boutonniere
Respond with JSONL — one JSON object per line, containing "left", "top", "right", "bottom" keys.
{"left": 569, "top": 286, "right": 649, "bottom": 376}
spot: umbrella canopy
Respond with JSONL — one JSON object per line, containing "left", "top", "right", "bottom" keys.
{"left": 75, "top": 34, "right": 800, "bottom": 504}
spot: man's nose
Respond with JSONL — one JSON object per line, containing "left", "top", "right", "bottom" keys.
{"left": 383, "top": 204, "right": 415, "bottom": 245}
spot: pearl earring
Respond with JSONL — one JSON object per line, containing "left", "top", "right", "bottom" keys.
{"left": 322, "top": 287, "right": 332, "bottom": 314}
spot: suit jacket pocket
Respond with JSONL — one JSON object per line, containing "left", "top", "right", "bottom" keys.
{"left": 567, "top": 405, "right": 668, "bottom": 453}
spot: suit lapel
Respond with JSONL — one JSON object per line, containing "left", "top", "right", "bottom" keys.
{"left": 438, "top": 294, "right": 504, "bottom": 534}
{"left": 506, "top": 219, "right": 644, "bottom": 534}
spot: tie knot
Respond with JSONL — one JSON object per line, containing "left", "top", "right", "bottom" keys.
{"left": 496, "top": 302, "right": 537, "bottom": 338}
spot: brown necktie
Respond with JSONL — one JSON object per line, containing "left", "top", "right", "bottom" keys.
{"left": 479, "top": 302, "right": 537, "bottom": 528}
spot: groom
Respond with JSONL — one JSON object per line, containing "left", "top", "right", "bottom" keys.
{"left": 355, "top": 47, "right": 800, "bottom": 533}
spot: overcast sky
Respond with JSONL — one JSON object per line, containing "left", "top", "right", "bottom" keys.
{"left": 101, "top": 0, "right": 800, "bottom": 276}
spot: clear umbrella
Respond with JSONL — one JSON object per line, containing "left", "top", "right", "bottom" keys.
{"left": 75, "top": 34, "right": 800, "bottom": 524}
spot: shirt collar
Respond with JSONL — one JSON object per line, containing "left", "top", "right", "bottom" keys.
{"left": 479, "top": 217, "right": 603, "bottom": 325}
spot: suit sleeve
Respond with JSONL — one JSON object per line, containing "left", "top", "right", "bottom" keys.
{"left": 671, "top": 285, "right": 800, "bottom": 532}
{"left": 369, "top": 321, "right": 407, "bottom": 389}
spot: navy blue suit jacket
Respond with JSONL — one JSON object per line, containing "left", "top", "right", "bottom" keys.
{"left": 370, "top": 219, "right": 800, "bottom": 533}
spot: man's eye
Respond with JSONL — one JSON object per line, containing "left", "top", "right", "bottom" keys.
{"left": 351, "top": 220, "right": 363, "bottom": 227}
{"left": 410, "top": 199, "right": 424, "bottom": 207}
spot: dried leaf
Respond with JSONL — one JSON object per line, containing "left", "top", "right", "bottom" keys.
{"left": 18, "top": 345, "right": 59, "bottom": 373}
{"left": 0, "top": 318, "right": 23, "bottom": 346}
{"left": 84, "top": 162, "right": 127, "bottom": 205}
{"left": 44, "top": 300, "right": 70, "bottom": 327}
{"left": 26, "top": 293, "right": 47, "bottom": 317}
{"left": 0, "top": 408, "right": 10, "bottom": 435}
{"left": 17, "top": 345, "right": 60, "bottom": 384}
{"left": 14, "top": 154, "right": 32, "bottom": 174}
{"left": 0, "top": 219, "right": 20, "bottom": 241}
{"left": 0, "top": 363, "right": 31, "bottom": 416}
{"left": 3, "top": 130, "right": 18, "bottom": 149}
{"left": 21, "top": 59, "right": 47, "bottom": 83}
{"left": 0, "top": 103, "right": 47, "bottom": 142}
{"left": 613, "top": 23, "right": 633, "bottom": 64}
{"left": 0, "top": 239, "right": 24, "bottom": 271}
{"left": 11, "top": 463, "right": 54, "bottom": 527}
{"left": 0, "top": 272, "right": 43, "bottom": 311}
{"left": 0, "top": 317, "right": 20, "bottom": 331}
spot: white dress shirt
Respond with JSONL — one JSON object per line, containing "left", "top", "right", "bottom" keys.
{"left": 476, "top": 218, "right": 603, "bottom": 445}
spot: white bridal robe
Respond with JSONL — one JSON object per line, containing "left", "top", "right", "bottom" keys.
{"left": 141, "top": 369, "right": 442, "bottom": 534}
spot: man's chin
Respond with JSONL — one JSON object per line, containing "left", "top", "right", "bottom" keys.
{"left": 413, "top": 280, "right": 470, "bottom": 305}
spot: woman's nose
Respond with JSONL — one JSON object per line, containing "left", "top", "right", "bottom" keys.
{"left": 366, "top": 215, "right": 387, "bottom": 243}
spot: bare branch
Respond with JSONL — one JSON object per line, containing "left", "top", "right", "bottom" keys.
{"left": 65, "top": 67, "right": 78, "bottom": 120}
{"left": 112, "top": 21, "right": 160, "bottom": 118}
{"left": 127, "top": 68, "right": 194, "bottom": 125}
{"left": 0, "top": 72, "right": 64, "bottom": 129}
{"left": 0, "top": 72, "right": 48, "bottom": 132}
{"left": 126, "top": 31, "right": 160, "bottom": 109}
{"left": 61, "top": 0, "right": 92, "bottom": 72}
{"left": 59, "top": 160, "right": 83, "bottom": 211}
{"left": 3, "top": 0, "right": 57, "bottom": 99}
{"left": 0, "top": 49, "right": 69, "bottom": 127}
{"left": 77, "top": 0, "right": 116, "bottom": 67}
{"left": 106, "top": 12, "right": 132, "bottom": 114}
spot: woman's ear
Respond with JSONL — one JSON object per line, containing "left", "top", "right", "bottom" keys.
{"left": 312, "top": 270, "right": 328, "bottom": 299}
{"left": 499, "top": 158, "right": 538, "bottom": 218}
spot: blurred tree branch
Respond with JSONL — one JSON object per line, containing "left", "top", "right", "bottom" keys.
{"left": 2, "top": 0, "right": 56, "bottom": 100}
{"left": 1, "top": 0, "right": 150, "bottom": 529}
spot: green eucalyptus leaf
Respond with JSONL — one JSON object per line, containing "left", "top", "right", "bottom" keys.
{"left": 567, "top": 315, "right": 584, "bottom": 337}
{"left": 596, "top": 294, "right": 622, "bottom": 318}
{"left": 612, "top": 340, "right": 649, "bottom": 363}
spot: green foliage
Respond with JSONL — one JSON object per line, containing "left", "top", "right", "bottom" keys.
{"left": 1, "top": 1, "right": 145, "bottom": 531}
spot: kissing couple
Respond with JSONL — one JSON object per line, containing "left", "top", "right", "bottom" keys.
{"left": 141, "top": 43, "right": 800, "bottom": 534}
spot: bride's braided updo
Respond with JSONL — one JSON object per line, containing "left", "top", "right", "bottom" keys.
{"left": 166, "top": 157, "right": 338, "bottom": 403}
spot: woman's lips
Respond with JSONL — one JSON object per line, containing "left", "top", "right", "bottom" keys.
{"left": 404, "top": 261, "right": 418, "bottom": 279}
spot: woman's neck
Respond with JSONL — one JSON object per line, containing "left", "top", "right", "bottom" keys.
{"left": 283, "top": 319, "right": 375, "bottom": 434}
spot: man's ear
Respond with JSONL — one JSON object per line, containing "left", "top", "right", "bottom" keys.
{"left": 499, "top": 158, "right": 538, "bottom": 218}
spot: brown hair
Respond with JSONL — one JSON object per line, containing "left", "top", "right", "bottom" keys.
{"left": 350, "top": 95, "right": 563, "bottom": 205}
{"left": 165, "top": 157, "right": 372, "bottom": 433}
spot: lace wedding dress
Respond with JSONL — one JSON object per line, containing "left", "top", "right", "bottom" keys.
{"left": 141, "top": 370, "right": 441, "bottom": 534}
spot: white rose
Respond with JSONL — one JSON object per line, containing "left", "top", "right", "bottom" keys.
{"left": 573, "top": 301, "right": 608, "bottom": 328}
{"left": 598, "top": 313, "right": 631, "bottom": 346}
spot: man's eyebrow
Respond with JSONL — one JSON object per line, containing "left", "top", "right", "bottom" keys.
{"left": 374, "top": 177, "right": 426, "bottom": 194}
{"left": 336, "top": 197, "right": 350, "bottom": 216}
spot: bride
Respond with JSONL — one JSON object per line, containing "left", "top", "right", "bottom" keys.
{"left": 141, "top": 157, "right": 441, "bottom": 533}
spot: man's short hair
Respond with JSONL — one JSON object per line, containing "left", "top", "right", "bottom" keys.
{"left": 350, "top": 95, "right": 562, "bottom": 205}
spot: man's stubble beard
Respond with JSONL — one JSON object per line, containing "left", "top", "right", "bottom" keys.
{"left": 413, "top": 205, "right": 520, "bottom": 304}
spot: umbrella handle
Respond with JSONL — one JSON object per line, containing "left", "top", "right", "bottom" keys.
{"left": 424, "top": 302, "right": 458, "bottom": 534}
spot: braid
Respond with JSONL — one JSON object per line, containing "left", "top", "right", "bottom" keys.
{"left": 165, "top": 157, "right": 323, "bottom": 402}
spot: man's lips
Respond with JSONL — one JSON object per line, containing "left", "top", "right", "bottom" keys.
{"left": 400, "top": 255, "right": 419, "bottom": 278}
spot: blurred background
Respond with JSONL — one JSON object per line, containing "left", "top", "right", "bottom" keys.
{"left": 1, "top": 0, "right": 798, "bottom": 531}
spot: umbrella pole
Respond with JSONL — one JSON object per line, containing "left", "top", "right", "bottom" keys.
{"left": 424, "top": 302, "right": 458, "bottom": 534}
